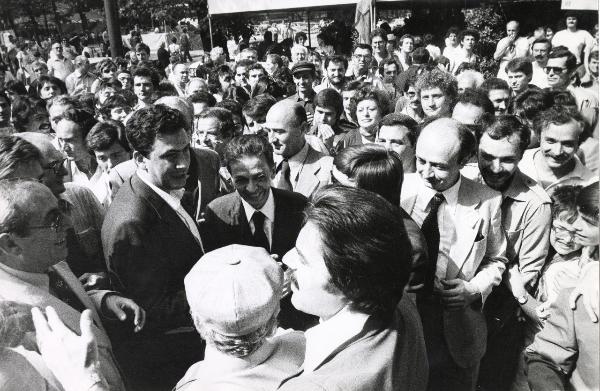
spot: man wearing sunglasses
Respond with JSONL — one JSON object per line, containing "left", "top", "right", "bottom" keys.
{"left": 545, "top": 46, "right": 598, "bottom": 129}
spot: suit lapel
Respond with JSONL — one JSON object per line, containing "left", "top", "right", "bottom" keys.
{"left": 295, "top": 147, "right": 320, "bottom": 196}
{"left": 230, "top": 193, "right": 253, "bottom": 244}
{"left": 131, "top": 174, "right": 202, "bottom": 253}
{"left": 447, "top": 181, "right": 482, "bottom": 277}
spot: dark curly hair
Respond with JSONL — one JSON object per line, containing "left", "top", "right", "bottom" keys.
{"left": 125, "top": 104, "right": 187, "bottom": 156}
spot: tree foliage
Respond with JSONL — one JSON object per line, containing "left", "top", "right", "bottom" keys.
{"left": 464, "top": 4, "right": 505, "bottom": 78}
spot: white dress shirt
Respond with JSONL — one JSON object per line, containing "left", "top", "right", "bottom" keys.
{"left": 137, "top": 169, "right": 204, "bottom": 252}
{"left": 411, "top": 176, "right": 462, "bottom": 289}
{"left": 303, "top": 305, "right": 370, "bottom": 373}
{"left": 240, "top": 188, "right": 275, "bottom": 247}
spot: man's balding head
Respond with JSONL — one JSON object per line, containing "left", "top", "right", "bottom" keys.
{"left": 416, "top": 118, "right": 476, "bottom": 191}
{"left": 265, "top": 101, "right": 307, "bottom": 158}
{"left": 154, "top": 96, "right": 194, "bottom": 132}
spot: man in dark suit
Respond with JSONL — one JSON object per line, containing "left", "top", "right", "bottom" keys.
{"left": 102, "top": 105, "right": 205, "bottom": 390}
{"left": 203, "top": 134, "right": 317, "bottom": 330}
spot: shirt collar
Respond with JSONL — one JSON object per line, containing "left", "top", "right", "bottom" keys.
{"left": 303, "top": 305, "right": 370, "bottom": 373}
{"left": 417, "top": 175, "right": 462, "bottom": 212}
{"left": 0, "top": 262, "right": 50, "bottom": 291}
{"left": 288, "top": 141, "right": 309, "bottom": 167}
{"left": 240, "top": 188, "right": 275, "bottom": 224}
{"left": 503, "top": 170, "right": 532, "bottom": 202}
{"left": 137, "top": 169, "right": 185, "bottom": 211}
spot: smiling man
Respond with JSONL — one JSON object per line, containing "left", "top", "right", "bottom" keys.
{"left": 203, "top": 134, "right": 317, "bottom": 331}
{"left": 401, "top": 117, "right": 507, "bottom": 391}
{"left": 475, "top": 115, "right": 552, "bottom": 391}
{"left": 266, "top": 100, "right": 333, "bottom": 197}
{"left": 415, "top": 68, "right": 458, "bottom": 118}
{"left": 278, "top": 186, "right": 427, "bottom": 391}
{"left": 518, "top": 106, "right": 595, "bottom": 195}
{"left": 102, "top": 104, "right": 205, "bottom": 390}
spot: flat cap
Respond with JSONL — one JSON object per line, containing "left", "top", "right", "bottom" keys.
{"left": 184, "top": 245, "right": 283, "bottom": 336}
{"left": 291, "top": 61, "right": 316, "bottom": 76}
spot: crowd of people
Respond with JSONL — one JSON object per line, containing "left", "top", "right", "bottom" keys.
{"left": 0, "top": 8, "right": 598, "bottom": 391}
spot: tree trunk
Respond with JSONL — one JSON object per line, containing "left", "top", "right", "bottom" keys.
{"left": 77, "top": 0, "right": 89, "bottom": 33}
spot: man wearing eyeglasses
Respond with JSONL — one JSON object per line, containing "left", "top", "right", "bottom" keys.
{"left": 46, "top": 42, "right": 74, "bottom": 82}
{"left": 474, "top": 115, "right": 551, "bottom": 391}
{"left": 346, "top": 44, "right": 384, "bottom": 90}
{"left": 545, "top": 46, "right": 598, "bottom": 136}
{"left": 0, "top": 179, "right": 144, "bottom": 391}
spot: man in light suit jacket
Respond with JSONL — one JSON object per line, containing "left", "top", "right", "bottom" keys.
{"left": 266, "top": 100, "right": 333, "bottom": 198}
{"left": 279, "top": 186, "right": 428, "bottom": 391}
{"left": 0, "top": 180, "right": 145, "bottom": 391}
{"left": 203, "top": 135, "right": 317, "bottom": 331}
{"left": 102, "top": 105, "right": 206, "bottom": 390}
{"left": 400, "top": 118, "right": 507, "bottom": 391}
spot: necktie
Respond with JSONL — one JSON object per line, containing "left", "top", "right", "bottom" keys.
{"left": 47, "top": 268, "right": 87, "bottom": 313}
{"left": 251, "top": 211, "right": 270, "bottom": 252}
{"left": 420, "top": 193, "right": 445, "bottom": 295}
{"left": 276, "top": 160, "right": 293, "bottom": 191}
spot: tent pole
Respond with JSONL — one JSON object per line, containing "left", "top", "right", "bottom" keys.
{"left": 208, "top": 13, "right": 214, "bottom": 50}
{"left": 307, "top": 10, "right": 312, "bottom": 48}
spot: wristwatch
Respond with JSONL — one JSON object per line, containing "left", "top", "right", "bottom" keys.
{"left": 516, "top": 294, "right": 528, "bottom": 305}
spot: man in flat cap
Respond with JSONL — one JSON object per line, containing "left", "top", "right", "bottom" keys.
{"left": 175, "top": 245, "right": 305, "bottom": 390}
{"left": 286, "top": 61, "right": 317, "bottom": 123}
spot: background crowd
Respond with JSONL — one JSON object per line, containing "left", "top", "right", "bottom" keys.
{"left": 0, "top": 7, "right": 598, "bottom": 391}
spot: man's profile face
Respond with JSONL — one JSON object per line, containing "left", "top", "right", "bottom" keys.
{"left": 133, "top": 75, "right": 154, "bottom": 103}
{"left": 110, "top": 106, "right": 131, "bottom": 123}
{"left": 229, "top": 154, "right": 273, "bottom": 210}
{"left": 545, "top": 56, "right": 571, "bottom": 89}
{"left": 241, "top": 51, "right": 257, "bottom": 62}
{"left": 266, "top": 108, "right": 305, "bottom": 158}
{"left": 507, "top": 71, "right": 530, "bottom": 94}
{"left": 264, "top": 58, "right": 279, "bottom": 75}
{"left": 40, "top": 146, "right": 67, "bottom": 196}
{"left": 282, "top": 222, "right": 347, "bottom": 320}
{"left": 141, "top": 128, "right": 190, "bottom": 190}
{"left": 193, "top": 116, "right": 223, "bottom": 152}
{"left": 478, "top": 133, "right": 521, "bottom": 191}
{"left": 326, "top": 61, "right": 345, "bottom": 85}
{"left": 314, "top": 106, "right": 337, "bottom": 127}
{"left": 416, "top": 125, "right": 463, "bottom": 192}
{"left": 55, "top": 119, "right": 86, "bottom": 162}
{"left": 94, "top": 142, "right": 130, "bottom": 174}
{"left": 488, "top": 89, "right": 510, "bottom": 115}
{"left": 136, "top": 50, "right": 149, "bottom": 62}
{"left": 40, "top": 82, "right": 60, "bottom": 100}
{"left": 539, "top": 120, "right": 581, "bottom": 170}
{"left": 6, "top": 187, "right": 68, "bottom": 272}
{"left": 377, "top": 124, "right": 415, "bottom": 169}
{"left": 420, "top": 87, "right": 449, "bottom": 117}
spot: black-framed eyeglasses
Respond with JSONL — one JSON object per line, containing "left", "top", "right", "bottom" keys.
{"left": 544, "top": 66, "right": 567, "bottom": 75}
{"left": 43, "top": 158, "right": 66, "bottom": 175}
{"left": 29, "top": 213, "right": 65, "bottom": 234}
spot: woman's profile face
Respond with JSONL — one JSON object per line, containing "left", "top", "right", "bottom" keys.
{"left": 572, "top": 213, "right": 599, "bottom": 247}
